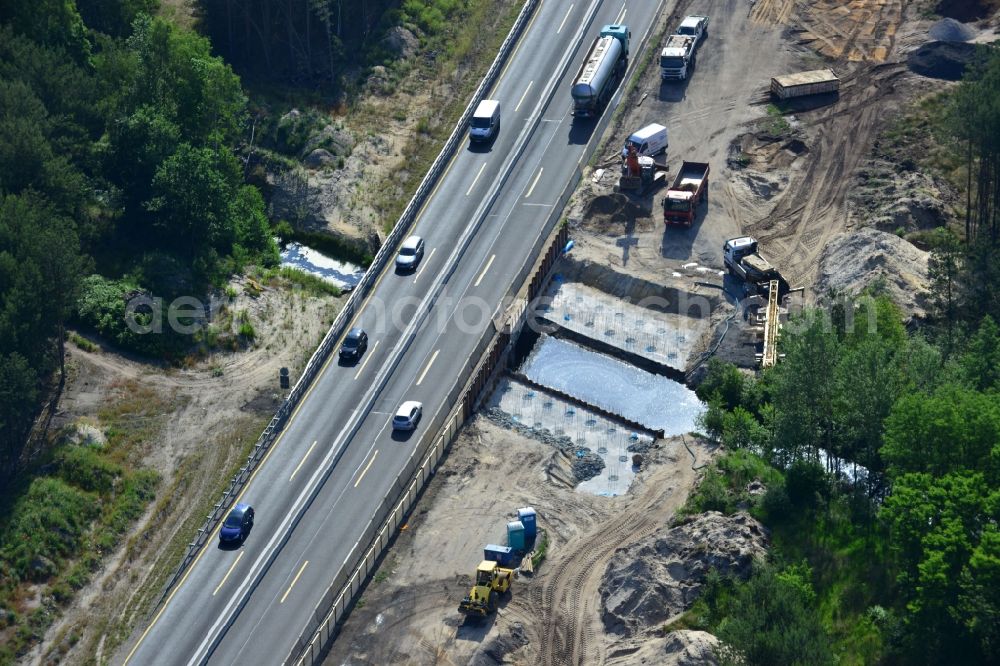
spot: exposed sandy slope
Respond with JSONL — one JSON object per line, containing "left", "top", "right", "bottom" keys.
{"left": 27, "top": 281, "right": 343, "bottom": 665}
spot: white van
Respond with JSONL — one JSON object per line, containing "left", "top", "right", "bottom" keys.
{"left": 621, "top": 123, "right": 668, "bottom": 159}
{"left": 469, "top": 99, "right": 500, "bottom": 143}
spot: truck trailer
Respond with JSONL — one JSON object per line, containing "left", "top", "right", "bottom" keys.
{"left": 770, "top": 69, "right": 840, "bottom": 100}
{"left": 659, "top": 34, "right": 697, "bottom": 80}
{"left": 572, "top": 24, "right": 630, "bottom": 118}
{"left": 662, "top": 161, "right": 709, "bottom": 227}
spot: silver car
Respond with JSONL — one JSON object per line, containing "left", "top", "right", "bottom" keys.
{"left": 392, "top": 401, "right": 423, "bottom": 431}
{"left": 395, "top": 235, "right": 425, "bottom": 271}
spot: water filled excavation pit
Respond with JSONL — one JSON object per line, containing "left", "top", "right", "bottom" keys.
{"left": 488, "top": 337, "right": 704, "bottom": 496}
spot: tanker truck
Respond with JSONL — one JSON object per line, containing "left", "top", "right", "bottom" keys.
{"left": 571, "top": 24, "right": 630, "bottom": 118}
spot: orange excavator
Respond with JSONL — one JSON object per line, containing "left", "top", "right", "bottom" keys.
{"left": 619, "top": 144, "right": 668, "bottom": 192}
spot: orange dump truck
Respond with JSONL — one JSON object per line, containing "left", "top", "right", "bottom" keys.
{"left": 662, "top": 161, "right": 709, "bottom": 227}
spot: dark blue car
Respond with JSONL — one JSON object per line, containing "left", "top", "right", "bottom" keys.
{"left": 220, "top": 503, "right": 254, "bottom": 544}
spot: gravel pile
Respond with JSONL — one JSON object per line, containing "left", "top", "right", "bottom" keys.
{"left": 908, "top": 41, "right": 978, "bottom": 80}
{"left": 607, "top": 630, "right": 720, "bottom": 666}
{"left": 572, "top": 449, "right": 606, "bottom": 481}
{"left": 600, "top": 512, "right": 768, "bottom": 637}
{"left": 483, "top": 406, "right": 575, "bottom": 450}
{"left": 470, "top": 621, "right": 530, "bottom": 665}
{"left": 483, "top": 406, "right": 605, "bottom": 482}
{"left": 929, "top": 17, "right": 976, "bottom": 42}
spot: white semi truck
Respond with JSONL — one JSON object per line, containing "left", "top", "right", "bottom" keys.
{"left": 659, "top": 34, "right": 697, "bottom": 80}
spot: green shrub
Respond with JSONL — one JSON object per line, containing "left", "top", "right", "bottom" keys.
{"left": 0, "top": 477, "right": 100, "bottom": 582}
{"left": 238, "top": 320, "right": 256, "bottom": 341}
{"left": 57, "top": 446, "right": 122, "bottom": 495}
{"left": 69, "top": 332, "right": 97, "bottom": 352}
{"left": 75, "top": 275, "right": 184, "bottom": 357}
{"left": 785, "top": 459, "right": 829, "bottom": 510}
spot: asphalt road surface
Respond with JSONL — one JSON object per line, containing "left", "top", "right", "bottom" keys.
{"left": 118, "top": 1, "right": 662, "bottom": 664}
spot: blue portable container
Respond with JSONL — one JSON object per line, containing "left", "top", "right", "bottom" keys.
{"left": 484, "top": 544, "right": 517, "bottom": 568}
{"left": 517, "top": 507, "right": 537, "bottom": 540}
{"left": 507, "top": 520, "right": 526, "bottom": 552}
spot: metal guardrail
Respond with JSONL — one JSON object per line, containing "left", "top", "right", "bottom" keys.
{"left": 290, "top": 212, "right": 572, "bottom": 666}
{"left": 286, "top": 2, "right": 655, "bottom": 653}
{"left": 152, "top": 0, "right": 541, "bottom": 614}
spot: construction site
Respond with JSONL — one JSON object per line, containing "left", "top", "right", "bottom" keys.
{"left": 319, "top": 0, "right": 979, "bottom": 663}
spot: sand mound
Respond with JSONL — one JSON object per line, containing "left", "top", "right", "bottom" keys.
{"left": 907, "top": 41, "right": 978, "bottom": 80}
{"left": 850, "top": 160, "right": 950, "bottom": 232}
{"left": 607, "top": 630, "right": 720, "bottom": 666}
{"left": 815, "top": 228, "right": 930, "bottom": 319}
{"left": 929, "top": 17, "right": 976, "bottom": 42}
{"left": 582, "top": 193, "right": 651, "bottom": 233}
{"left": 600, "top": 512, "right": 768, "bottom": 637}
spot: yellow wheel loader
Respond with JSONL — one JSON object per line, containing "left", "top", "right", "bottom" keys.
{"left": 458, "top": 560, "right": 514, "bottom": 616}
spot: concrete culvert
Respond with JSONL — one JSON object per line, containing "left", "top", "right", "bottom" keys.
{"left": 907, "top": 41, "right": 978, "bottom": 81}
{"left": 929, "top": 17, "right": 977, "bottom": 42}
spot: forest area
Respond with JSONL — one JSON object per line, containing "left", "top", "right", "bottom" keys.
{"left": 678, "top": 49, "right": 1000, "bottom": 665}
{"left": 0, "top": 0, "right": 474, "bottom": 661}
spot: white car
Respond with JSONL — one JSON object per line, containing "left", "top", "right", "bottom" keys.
{"left": 393, "top": 401, "right": 423, "bottom": 431}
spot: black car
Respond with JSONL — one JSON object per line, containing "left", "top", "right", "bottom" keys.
{"left": 339, "top": 328, "right": 369, "bottom": 361}
{"left": 220, "top": 503, "right": 254, "bottom": 543}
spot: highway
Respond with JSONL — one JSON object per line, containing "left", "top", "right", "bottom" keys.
{"left": 119, "top": 1, "right": 661, "bottom": 663}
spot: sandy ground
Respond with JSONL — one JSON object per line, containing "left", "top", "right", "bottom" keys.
{"left": 571, "top": 0, "right": 940, "bottom": 297}
{"left": 27, "top": 279, "right": 344, "bottom": 664}
{"left": 323, "top": 417, "right": 714, "bottom": 666}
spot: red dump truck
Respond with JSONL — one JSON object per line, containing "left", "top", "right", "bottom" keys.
{"left": 662, "top": 161, "right": 709, "bottom": 227}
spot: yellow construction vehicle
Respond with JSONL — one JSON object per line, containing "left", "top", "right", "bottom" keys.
{"left": 458, "top": 560, "right": 514, "bottom": 616}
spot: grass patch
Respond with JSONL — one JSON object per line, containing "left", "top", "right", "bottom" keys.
{"left": 69, "top": 332, "right": 97, "bottom": 353}
{"left": 877, "top": 91, "right": 965, "bottom": 191}
{"left": 275, "top": 267, "right": 342, "bottom": 297}
{"left": 763, "top": 103, "right": 792, "bottom": 135}
{"left": 0, "top": 381, "right": 170, "bottom": 661}
{"left": 679, "top": 449, "right": 783, "bottom": 517}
